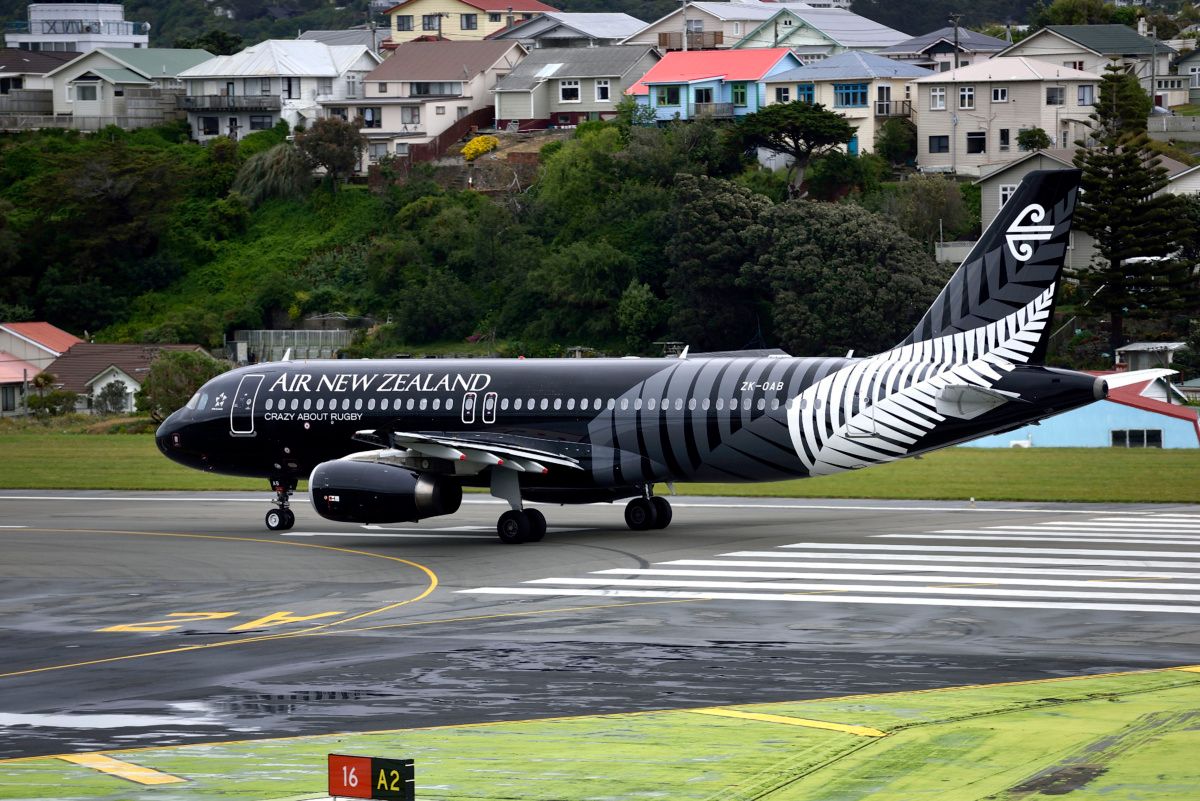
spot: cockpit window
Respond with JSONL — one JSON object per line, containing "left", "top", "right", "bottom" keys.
{"left": 198, "top": 392, "right": 209, "bottom": 411}
{"left": 185, "top": 391, "right": 201, "bottom": 410}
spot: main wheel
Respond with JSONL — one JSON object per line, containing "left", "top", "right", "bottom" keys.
{"left": 281, "top": 509, "right": 296, "bottom": 530}
{"left": 524, "top": 508, "right": 547, "bottom": 542}
{"left": 650, "top": 497, "right": 673, "bottom": 529}
{"left": 624, "top": 497, "right": 658, "bottom": 531}
{"left": 265, "top": 509, "right": 284, "bottom": 531}
{"left": 497, "top": 509, "right": 530, "bottom": 544}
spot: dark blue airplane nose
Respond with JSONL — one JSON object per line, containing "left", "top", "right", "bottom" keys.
{"left": 155, "top": 408, "right": 190, "bottom": 459}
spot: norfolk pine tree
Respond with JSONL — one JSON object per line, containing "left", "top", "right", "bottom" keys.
{"left": 1072, "top": 64, "right": 1196, "bottom": 355}
{"left": 733, "top": 102, "right": 853, "bottom": 197}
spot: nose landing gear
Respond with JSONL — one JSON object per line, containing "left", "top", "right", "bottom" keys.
{"left": 265, "top": 478, "right": 297, "bottom": 531}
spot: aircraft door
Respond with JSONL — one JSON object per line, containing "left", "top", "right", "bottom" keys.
{"left": 461, "top": 392, "right": 477, "bottom": 424}
{"left": 481, "top": 392, "right": 497, "bottom": 424}
{"left": 230, "top": 374, "right": 265, "bottom": 436}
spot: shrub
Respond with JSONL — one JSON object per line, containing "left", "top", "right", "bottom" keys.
{"left": 462, "top": 135, "right": 500, "bottom": 162}
{"left": 28, "top": 389, "right": 77, "bottom": 418}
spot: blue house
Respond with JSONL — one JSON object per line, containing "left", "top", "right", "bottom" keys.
{"left": 627, "top": 47, "right": 801, "bottom": 123}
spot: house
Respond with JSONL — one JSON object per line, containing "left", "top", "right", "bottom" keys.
{"left": 0, "top": 48, "right": 77, "bottom": 117}
{"left": 1116, "top": 341, "right": 1187, "bottom": 372}
{"left": 298, "top": 28, "right": 391, "bottom": 54}
{"left": 487, "top": 12, "right": 646, "bottom": 49}
{"left": 1176, "top": 48, "right": 1200, "bottom": 101}
{"left": 761, "top": 52, "right": 931, "bottom": 156}
{"left": 494, "top": 45, "right": 659, "bottom": 130}
{"left": 731, "top": 7, "right": 909, "bottom": 58}
{"left": 628, "top": 47, "right": 802, "bottom": 122}
{"left": 878, "top": 25, "right": 1009, "bottom": 73}
{"left": 329, "top": 40, "right": 525, "bottom": 166}
{"left": 968, "top": 148, "right": 1193, "bottom": 269}
{"left": 997, "top": 24, "right": 1178, "bottom": 108}
{"left": 3, "top": 3, "right": 149, "bottom": 53}
{"left": 178, "top": 40, "right": 382, "bottom": 142}
{"left": 0, "top": 321, "right": 82, "bottom": 371}
{"left": 44, "top": 47, "right": 213, "bottom": 124}
{"left": 44, "top": 343, "right": 207, "bottom": 414}
{"left": 911, "top": 57, "right": 1102, "bottom": 176}
{"left": 962, "top": 373, "right": 1200, "bottom": 448}
{"left": 382, "top": 0, "right": 557, "bottom": 47}
{"left": 0, "top": 351, "right": 39, "bottom": 417}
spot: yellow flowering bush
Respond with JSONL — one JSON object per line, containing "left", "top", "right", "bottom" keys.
{"left": 462, "top": 135, "right": 500, "bottom": 161}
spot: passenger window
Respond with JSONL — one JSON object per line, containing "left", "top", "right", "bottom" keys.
{"left": 620, "top": 398, "right": 629, "bottom": 410}
{"left": 291, "top": 398, "right": 300, "bottom": 411}
{"left": 419, "top": 398, "right": 428, "bottom": 410}
{"left": 446, "top": 398, "right": 454, "bottom": 410}
{"left": 553, "top": 398, "right": 561, "bottom": 410}
{"left": 366, "top": 398, "right": 374, "bottom": 411}
{"left": 354, "top": 398, "right": 362, "bottom": 411}
{"left": 596, "top": 398, "right": 603, "bottom": 409}
{"left": 716, "top": 398, "right": 724, "bottom": 410}
{"left": 514, "top": 398, "right": 523, "bottom": 410}
{"left": 688, "top": 398, "right": 696, "bottom": 411}
{"left": 702, "top": 398, "right": 710, "bottom": 410}
{"left": 432, "top": 398, "right": 441, "bottom": 410}
{"left": 567, "top": 398, "right": 575, "bottom": 410}
{"left": 316, "top": 398, "right": 324, "bottom": 410}
{"left": 648, "top": 399, "right": 656, "bottom": 411}
{"left": 406, "top": 398, "right": 414, "bottom": 411}
{"left": 579, "top": 398, "right": 587, "bottom": 410}
{"left": 730, "top": 398, "right": 738, "bottom": 410}
{"left": 635, "top": 398, "right": 643, "bottom": 410}
{"left": 540, "top": 398, "right": 548, "bottom": 410}
{"left": 304, "top": 398, "right": 312, "bottom": 410}
{"left": 675, "top": 399, "right": 683, "bottom": 411}
{"left": 265, "top": 398, "right": 274, "bottom": 410}
{"left": 501, "top": 398, "right": 509, "bottom": 411}
{"left": 756, "top": 398, "right": 765, "bottom": 411}
{"left": 771, "top": 398, "right": 780, "bottom": 410}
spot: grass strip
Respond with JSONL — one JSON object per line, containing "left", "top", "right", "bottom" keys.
{"left": 1, "top": 432, "right": 1198, "bottom": 502}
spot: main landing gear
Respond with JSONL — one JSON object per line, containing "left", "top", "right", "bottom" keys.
{"left": 624, "top": 495, "right": 672, "bottom": 531}
{"left": 497, "top": 508, "right": 547, "bottom": 544}
{"left": 265, "top": 478, "right": 297, "bottom": 531}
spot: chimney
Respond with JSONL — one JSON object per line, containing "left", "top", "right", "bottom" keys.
{"left": 1138, "top": 17, "right": 1147, "bottom": 37}
{"left": 506, "top": 6, "right": 514, "bottom": 29}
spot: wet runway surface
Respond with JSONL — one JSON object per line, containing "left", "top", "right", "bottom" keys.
{"left": 2, "top": 491, "right": 1200, "bottom": 759}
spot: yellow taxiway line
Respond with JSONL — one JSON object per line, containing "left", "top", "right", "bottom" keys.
{"left": 687, "top": 708, "right": 888, "bottom": 737}
{"left": 57, "top": 754, "right": 185, "bottom": 785}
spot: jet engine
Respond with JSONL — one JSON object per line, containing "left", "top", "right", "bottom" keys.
{"left": 309, "top": 460, "right": 462, "bottom": 524}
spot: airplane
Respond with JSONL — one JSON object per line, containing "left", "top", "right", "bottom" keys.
{"left": 156, "top": 168, "right": 1172, "bottom": 544}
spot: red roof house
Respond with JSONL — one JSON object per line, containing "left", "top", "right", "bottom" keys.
{"left": 0, "top": 322, "right": 82, "bottom": 370}
{"left": 627, "top": 47, "right": 802, "bottom": 121}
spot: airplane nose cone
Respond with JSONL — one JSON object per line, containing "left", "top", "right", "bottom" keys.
{"left": 155, "top": 409, "right": 189, "bottom": 457}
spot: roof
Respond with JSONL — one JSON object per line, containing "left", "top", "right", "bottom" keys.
{"left": 739, "top": 7, "right": 910, "bottom": 49}
{"left": 628, "top": 47, "right": 795, "bottom": 95}
{"left": 912, "top": 56, "right": 1101, "bottom": 83}
{"left": 299, "top": 28, "right": 390, "bottom": 50}
{"left": 0, "top": 48, "right": 80, "bottom": 76}
{"left": 494, "top": 45, "right": 656, "bottom": 91}
{"left": 367, "top": 41, "right": 524, "bottom": 82}
{"left": 1004, "top": 24, "right": 1175, "bottom": 58}
{"left": 45, "top": 344, "right": 205, "bottom": 394}
{"left": 880, "top": 25, "right": 1009, "bottom": 55}
{"left": 490, "top": 12, "right": 645, "bottom": 40}
{"left": 384, "top": 0, "right": 557, "bottom": 13}
{"left": 976, "top": 147, "right": 1192, "bottom": 183}
{"left": 1104, "top": 376, "right": 1199, "bottom": 425}
{"left": 1116, "top": 341, "right": 1187, "bottom": 353}
{"left": 87, "top": 67, "right": 153, "bottom": 85}
{"left": 0, "top": 322, "right": 82, "bottom": 356}
{"left": 179, "top": 41, "right": 378, "bottom": 79}
{"left": 767, "top": 50, "right": 932, "bottom": 82}
{"left": 96, "top": 48, "right": 216, "bottom": 78}
{"left": 0, "top": 351, "right": 41, "bottom": 385}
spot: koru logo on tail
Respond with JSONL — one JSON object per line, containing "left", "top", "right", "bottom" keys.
{"left": 1005, "top": 204, "right": 1054, "bottom": 261}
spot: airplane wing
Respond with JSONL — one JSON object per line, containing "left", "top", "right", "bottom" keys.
{"left": 352, "top": 429, "right": 583, "bottom": 475}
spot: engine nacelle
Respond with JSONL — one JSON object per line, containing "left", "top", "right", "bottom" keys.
{"left": 309, "top": 460, "right": 462, "bottom": 524}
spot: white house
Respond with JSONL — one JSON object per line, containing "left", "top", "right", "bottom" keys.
{"left": 44, "top": 47, "right": 212, "bottom": 119}
{"left": 178, "top": 40, "right": 382, "bottom": 142}
{"left": 3, "top": 3, "right": 149, "bottom": 53}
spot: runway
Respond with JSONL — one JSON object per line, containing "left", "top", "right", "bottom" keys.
{"left": 2, "top": 490, "right": 1199, "bottom": 761}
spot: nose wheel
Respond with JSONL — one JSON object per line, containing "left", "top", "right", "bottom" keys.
{"left": 265, "top": 478, "right": 297, "bottom": 531}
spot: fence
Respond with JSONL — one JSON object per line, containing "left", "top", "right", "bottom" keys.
{"left": 227, "top": 329, "right": 354, "bottom": 363}
{"left": 0, "top": 89, "right": 52, "bottom": 114}
{"left": 408, "top": 106, "right": 495, "bottom": 163}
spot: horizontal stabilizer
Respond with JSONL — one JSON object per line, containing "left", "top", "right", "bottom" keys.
{"left": 1102, "top": 368, "right": 1177, "bottom": 390}
{"left": 936, "top": 384, "right": 1022, "bottom": 420}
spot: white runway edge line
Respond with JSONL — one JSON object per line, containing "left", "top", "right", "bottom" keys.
{"left": 778, "top": 542, "right": 1200, "bottom": 558}
{"left": 936, "top": 528, "right": 1200, "bottom": 539}
{"left": 664, "top": 559, "right": 1200, "bottom": 579}
{"left": 0, "top": 525, "right": 27, "bottom": 528}
{"left": 1001, "top": 523, "right": 1200, "bottom": 532}
{"left": 881, "top": 534, "right": 1200, "bottom": 546}
{"left": 727, "top": 551, "right": 1200, "bottom": 569}
{"left": 459, "top": 587, "right": 1200, "bottom": 615}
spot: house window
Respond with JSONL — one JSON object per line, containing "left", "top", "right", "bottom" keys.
{"left": 686, "top": 19, "right": 703, "bottom": 32}
{"left": 797, "top": 83, "right": 814, "bottom": 103}
{"left": 930, "top": 86, "right": 945, "bottom": 110}
{"left": 655, "top": 85, "right": 680, "bottom": 106}
{"left": 368, "top": 141, "right": 389, "bottom": 162}
{"left": 560, "top": 79, "right": 580, "bottom": 102}
{"left": 595, "top": 79, "right": 610, "bottom": 102}
{"left": 489, "top": 12, "right": 501, "bottom": 22}
{"left": 999, "top": 128, "right": 1010, "bottom": 151}
{"left": 522, "top": 13, "right": 533, "bottom": 19}
{"left": 76, "top": 84, "right": 97, "bottom": 101}
{"left": 201, "top": 116, "right": 219, "bottom": 135}
{"left": 361, "top": 107, "right": 382, "bottom": 128}
{"left": 396, "top": 143, "right": 410, "bottom": 155}
{"left": 958, "top": 86, "right": 974, "bottom": 109}
{"left": 731, "top": 82, "right": 747, "bottom": 106}
{"left": 929, "top": 135, "right": 949, "bottom": 153}
{"left": 422, "top": 14, "right": 440, "bottom": 31}
{"left": 411, "top": 81, "right": 460, "bottom": 96}
{"left": 396, "top": 14, "right": 413, "bottom": 31}
{"left": 400, "top": 106, "right": 420, "bottom": 124}
{"left": 249, "top": 115, "right": 273, "bottom": 130}
{"left": 992, "top": 86, "right": 1008, "bottom": 102}
{"left": 436, "top": 105, "right": 446, "bottom": 115}
{"left": 1112, "top": 429, "right": 1163, "bottom": 448}
{"left": 1078, "top": 84, "right": 1095, "bottom": 105}
{"left": 999, "top": 183, "right": 1018, "bottom": 207}
{"left": 966, "top": 131, "right": 986, "bottom": 154}
{"left": 1064, "top": 60, "right": 1084, "bottom": 71}
{"left": 461, "top": 13, "right": 477, "bottom": 30}
{"left": 283, "top": 77, "right": 298, "bottom": 99}
{"left": 733, "top": 22, "right": 741, "bottom": 35}
{"left": 260, "top": 77, "right": 271, "bottom": 95}
{"left": 1046, "top": 86, "right": 1064, "bottom": 106}
{"left": 775, "top": 86, "right": 789, "bottom": 103}
{"left": 329, "top": 106, "right": 348, "bottom": 120}
{"left": 833, "top": 82, "right": 867, "bottom": 107}
{"left": 1, "top": 385, "right": 14, "bottom": 412}
{"left": 378, "top": 82, "right": 387, "bottom": 93}
{"left": 317, "top": 78, "right": 333, "bottom": 95}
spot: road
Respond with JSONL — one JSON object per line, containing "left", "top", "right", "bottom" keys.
{"left": 2, "top": 490, "right": 1199, "bottom": 760}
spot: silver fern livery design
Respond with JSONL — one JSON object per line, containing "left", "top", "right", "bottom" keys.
{"left": 157, "top": 170, "right": 1170, "bottom": 543}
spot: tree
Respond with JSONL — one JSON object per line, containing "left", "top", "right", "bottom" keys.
{"left": 1073, "top": 64, "right": 1196, "bottom": 355}
{"left": 1017, "top": 127, "right": 1053, "bottom": 151}
{"left": 874, "top": 117, "right": 917, "bottom": 169}
{"left": 93, "top": 380, "right": 129, "bottom": 415}
{"left": 1029, "top": 0, "right": 1115, "bottom": 28}
{"left": 295, "top": 116, "right": 366, "bottom": 191}
{"left": 173, "top": 29, "right": 244, "bottom": 55}
{"left": 136, "top": 350, "right": 228, "bottom": 422}
{"left": 743, "top": 202, "right": 950, "bottom": 355}
{"left": 733, "top": 102, "right": 854, "bottom": 196}
{"left": 231, "top": 143, "right": 313, "bottom": 206}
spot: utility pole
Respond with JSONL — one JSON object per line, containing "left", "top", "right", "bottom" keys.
{"left": 948, "top": 13, "right": 962, "bottom": 69}
{"left": 681, "top": 0, "right": 688, "bottom": 52}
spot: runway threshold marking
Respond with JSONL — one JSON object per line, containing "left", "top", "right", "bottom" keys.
{"left": 57, "top": 754, "right": 185, "bottom": 785}
{"left": 687, "top": 708, "right": 887, "bottom": 738}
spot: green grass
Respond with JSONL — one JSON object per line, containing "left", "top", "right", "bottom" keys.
{"left": 0, "top": 431, "right": 1197, "bottom": 501}
{"left": 3, "top": 667, "right": 1200, "bottom": 800}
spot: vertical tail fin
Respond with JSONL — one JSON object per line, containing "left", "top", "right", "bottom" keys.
{"left": 899, "top": 169, "right": 1081, "bottom": 363}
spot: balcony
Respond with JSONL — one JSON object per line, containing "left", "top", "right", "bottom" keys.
{"left": 657, "top": 31, "right": 723, "bottom": 51}
{"left": 690, "top": 102, "right": 734, "bottom": 119}
{"left": 178, "top": 95, "right": 282, "bottom": 112}
{"left": 874, "top": 99, "right": 912, "bottom": 117}
{"left": 6, "top": 19, "right": 150, "bottom": 36}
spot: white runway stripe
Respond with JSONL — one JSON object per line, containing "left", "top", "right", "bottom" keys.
{"left": 1001, "top": 523, "right": 1200, "bottom": 533}
{"left": 459, "top": 587, "right": 1200, "bottom": 615}
{"left": 664, "top": 559, "right": 1200, "bottom": 579}
{"left": 935, "top": 528, "right": 1200, "bottom": 539}
{"left": 593, "top": 568, "right": 1200, "bottom": 591}
{"left": 527, "top": 577, "right": 1200, "bottom": 603}
{"left": 880, "top": 534, "right": 1200, "bottom": 546}
{"left": 777, "top": 542, "right": 1200, "bottom": 558}
{"left": 727, "top": 551, "right": 1200, "bottom": 569}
